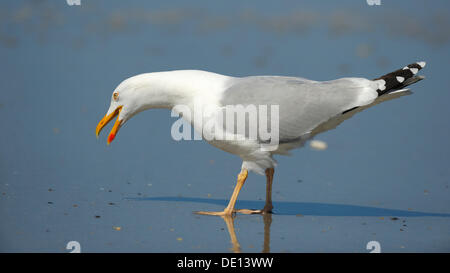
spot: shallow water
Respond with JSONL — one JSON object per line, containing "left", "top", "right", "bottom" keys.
{"left": 1, "top": 174, "right": 449, "bottom": 252}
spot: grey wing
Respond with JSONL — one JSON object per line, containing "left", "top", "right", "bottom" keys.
{"left": 310, "top": 88, "right": 412, "bottom": 138}
{"left": 220, "top": 76, "right": 379, "bottom": 143}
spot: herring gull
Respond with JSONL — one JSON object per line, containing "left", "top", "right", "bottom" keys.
{"left": 96, "top": 61, "right": 426, "bottom": 216}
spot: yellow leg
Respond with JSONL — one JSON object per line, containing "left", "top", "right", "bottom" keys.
{"left": 195, "top": 169, "right": 248, "bottom": 216}
{"left": 235, "top": 168, "right": 274, "bottom": 215}
{"left": 263, "top": 168, "right": 274, "bottom": 212}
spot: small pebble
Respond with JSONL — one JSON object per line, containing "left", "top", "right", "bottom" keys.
{"left": 310, "top": 140, "right": 328, "bottom": 151}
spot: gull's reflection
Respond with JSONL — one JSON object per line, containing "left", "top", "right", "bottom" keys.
{"left": 130, "top": 196, "right": 450, "bottom": 252}
{"left": 220, "top": 215, "right": 241, "bottom": 253}
{"left": 220, "top": 213, "right": 273, "bottom": 253}
{"left": 262, "top": 213, "right": 272, "bottom": 253}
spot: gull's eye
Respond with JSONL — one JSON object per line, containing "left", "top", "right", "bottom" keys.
{"left": 113, "top": 92, "right": 119, "bottom": 101}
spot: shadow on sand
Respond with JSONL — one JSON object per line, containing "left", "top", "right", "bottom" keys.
{"left": 128, "top": 196, "right": 450, "bottom": 253}
{"left": 129, "top": 196, "right": 450, "bottom": 217}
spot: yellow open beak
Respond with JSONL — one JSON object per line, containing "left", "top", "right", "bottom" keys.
{"left": 96, "top": 106, "right": 123, "bottom": 145}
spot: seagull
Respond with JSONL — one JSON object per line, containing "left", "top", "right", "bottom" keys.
{"left": 96, "top": 61, "right": 426, "bottom": 216}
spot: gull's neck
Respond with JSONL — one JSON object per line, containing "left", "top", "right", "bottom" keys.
{"left": 126, "top": 70, "right": 233, "bottom": 110}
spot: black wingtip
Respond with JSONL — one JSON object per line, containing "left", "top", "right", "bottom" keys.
{"left": 374, "top": 61, "right": 426, "bottom": 96}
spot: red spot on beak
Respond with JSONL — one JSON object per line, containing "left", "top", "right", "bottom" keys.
{"left": 108, "top": 133, "right": 116, "bottom": 144}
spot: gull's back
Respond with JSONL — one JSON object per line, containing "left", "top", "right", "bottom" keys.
{"left": 220, "top": 75, "right": 379, "bottom": 146}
